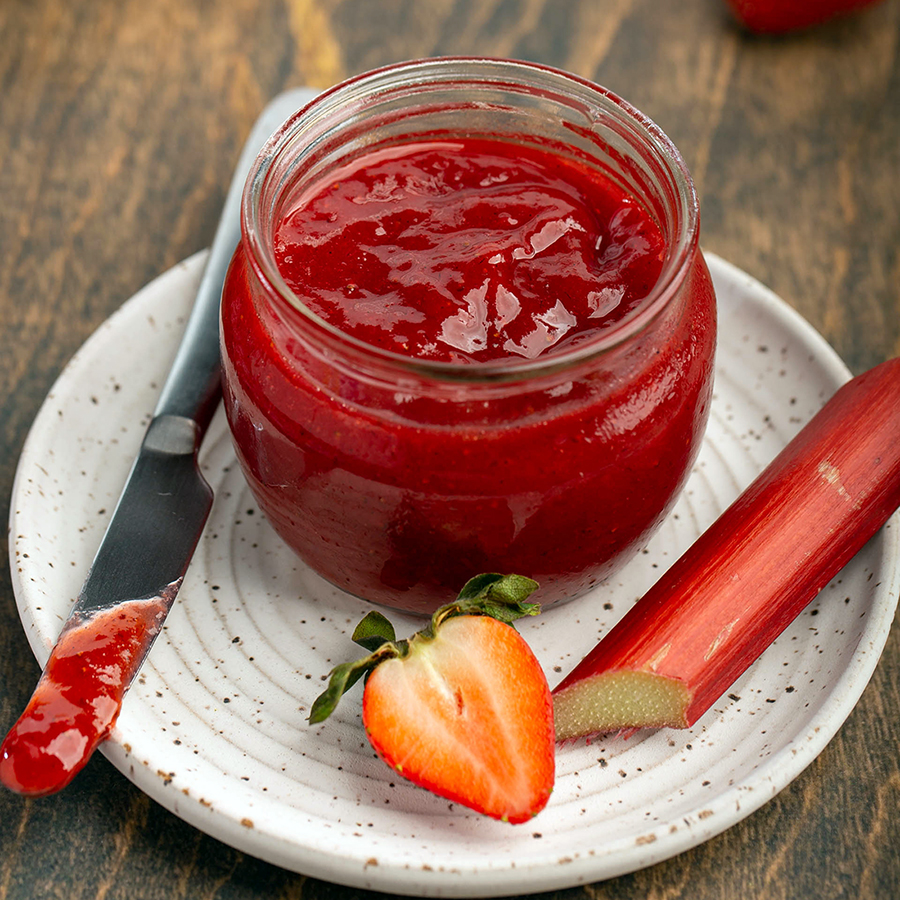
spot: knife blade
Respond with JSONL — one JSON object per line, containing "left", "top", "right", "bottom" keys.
{"left": 0, "top": 87, "right": 318, "bottom": 797}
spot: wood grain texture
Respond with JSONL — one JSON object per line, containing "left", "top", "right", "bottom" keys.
{"left": 1, "top": 0, "right": 898, "bottom": 897}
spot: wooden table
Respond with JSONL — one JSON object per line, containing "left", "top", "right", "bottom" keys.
{"left": 1, "top": 1, "right": 898, "bottom": 897}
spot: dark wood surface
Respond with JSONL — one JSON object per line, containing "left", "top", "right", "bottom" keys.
{"left": 1, "top": 1, "right": 898, "bottom": 897}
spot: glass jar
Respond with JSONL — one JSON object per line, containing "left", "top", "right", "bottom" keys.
{"left": 220, "top": 58, "right": 716, "bottom": 614}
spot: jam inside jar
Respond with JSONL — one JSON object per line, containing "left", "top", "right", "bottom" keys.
{"left": 220, "top": 58, "right": 717, "bottom": 614}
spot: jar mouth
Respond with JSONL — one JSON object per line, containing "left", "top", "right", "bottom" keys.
{"left": 241, "top": 57, "right": 701, "bottom": 382}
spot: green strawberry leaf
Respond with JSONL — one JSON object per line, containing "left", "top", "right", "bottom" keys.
{"left": 308, "top": 641, "right": 400, "bottom": 724}
{"left": 446, "top": 573, "right": 541, "bottom": 625}
{"left": 352, "top": 610, "right": 397, "bottom": 651}
{"left": 482, "top": 573, "right": 541, "bottom": 608}
{"left": 456, "top": 573, "right": 508, "bottom": 601}
{"left": 308, "top": 658, "right": 368, "bottom": 724}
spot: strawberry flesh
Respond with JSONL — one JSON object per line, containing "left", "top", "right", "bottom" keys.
{"left": 362, "top": 615, "right": 555, "bottom": 824}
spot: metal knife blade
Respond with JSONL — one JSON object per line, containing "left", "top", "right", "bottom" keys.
{"left": 0, "top": 88, "right": 319, "bottom": 797}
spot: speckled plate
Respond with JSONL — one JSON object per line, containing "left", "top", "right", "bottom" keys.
{"left": 9, "top": 251, "right": 899, "bottom": 897}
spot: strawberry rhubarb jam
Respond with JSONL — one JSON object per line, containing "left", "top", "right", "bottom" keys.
{"left": 220, "top": 60, "right": 716, "bottom": 613}
{"left": 0, "top": 598, "right": 167, "bottom": 795}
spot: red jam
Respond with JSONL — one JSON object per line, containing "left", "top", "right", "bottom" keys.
{"left": 220, "top": 61, "right": 716, "bottom": 613}
{"left": 0, "top": 599, "right": 165, "bottom": 796}
{"left": 272, "top": 140, "right": 667, "bottom": 364}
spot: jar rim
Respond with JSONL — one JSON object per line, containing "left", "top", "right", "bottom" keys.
{"left": 241, "top": 57, "right": 701, "bottom": 382}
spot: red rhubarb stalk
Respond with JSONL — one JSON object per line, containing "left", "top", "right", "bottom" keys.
{"left": 553, "top": 357, "right": 900, "bottom": 740}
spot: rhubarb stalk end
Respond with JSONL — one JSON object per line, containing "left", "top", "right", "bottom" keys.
{"left": 553, "top": 670, "right": 691, "bottom": 741}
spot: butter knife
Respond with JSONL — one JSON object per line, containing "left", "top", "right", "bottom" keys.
{"left": 0, "top": 87, "right": 318, "bottom": 796}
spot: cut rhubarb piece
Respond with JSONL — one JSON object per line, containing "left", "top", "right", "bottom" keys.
{"left": 553, "top": 357, "right": 900, "bottom": 741}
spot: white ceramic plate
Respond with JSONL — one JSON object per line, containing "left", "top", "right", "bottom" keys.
{"left": 9, "top": 252, "right": 898, "bottom": 897}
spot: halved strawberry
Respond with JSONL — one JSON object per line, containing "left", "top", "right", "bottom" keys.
{"left": 310, "top": 574, "right": 555, "bottom": 824}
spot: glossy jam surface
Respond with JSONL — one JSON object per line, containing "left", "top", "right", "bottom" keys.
{"left": 0, "top": 599, "right": 165, "bottom": 796}
{"left": 221, "top": 136, "right": 716, "bottom": 613}
{"left": 274, "top": 140, "right": 665, "bottom": 363}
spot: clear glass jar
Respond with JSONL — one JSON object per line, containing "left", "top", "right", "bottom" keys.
{"left": 220, "top": 58, "right": 716, "bottom": 614}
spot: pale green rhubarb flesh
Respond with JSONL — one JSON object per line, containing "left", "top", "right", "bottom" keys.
{"left": 554, "top": 357, "right": 900, "bottom": 741}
